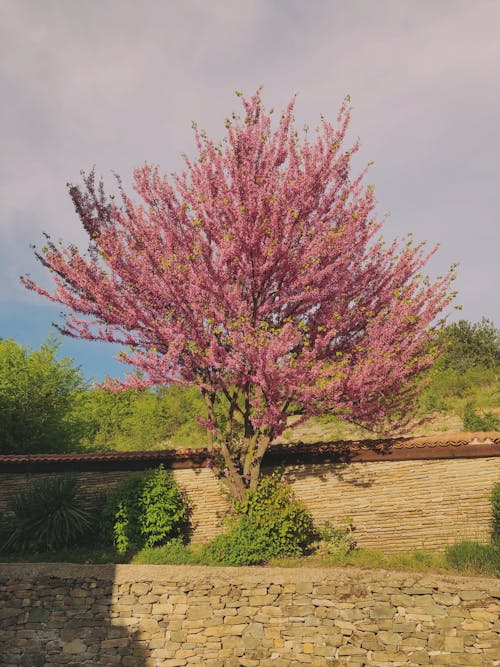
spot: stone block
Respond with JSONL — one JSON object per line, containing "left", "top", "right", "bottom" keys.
{"left": 337, "top": 645, "right": 367, "bottom": 656}
{"left": 433, "top": 593, "right": 460, "bottom": 606}
{"left": 402, "top": 637, "right": 427, "bottom": 650}
{"left": 243, "top": 622, "right": 264, "bottom": 638}
{"left": 403, "top": 587, "right": 435, "bottom": 595}
{"left": 370, "top": 604, "right": 395, "bottom": 619}
{"left": 410, "top": 650, "right": 430, "bottom": 664}
{"left": 444, "top": 635, "right": 464, "bottom": 652}
{"left": 130, "top": 582, "right": 151, "bottom": 596}
{"left": 139, "top": 618, "right": 159, "bottom": 633}
{"left": 311, "top": 598, "right": 335, "bottom": 607}
{"left": 148, "top": 637, "right": 165, "bottom": 649}
{"left": 248, "top": 594, "right": 277, "bottom": 606}
{"left": 224, "top": 614, "right": 251, "bottom": 625}
{"left": 429, "top": 653, "right": 460, "bottom": 665}
{"left": 68, "top": 587, "right": 88, "bottom": 598}
{"left": 152, "top": 603, "right": 174, "bottom": 614}
{"left": 186, "top": 604, "right": 213, "bottom": 620}
{"left": 100, "top": 637, "right": 130, "bottom": 649}
{"left": 372, "top": 650, "right": 408, "bottom": 662}
{"left": 378, "top": 630, "right": 402, "bottom": 646}
{"left": 470, "top": 608, "right": 498, "bottom": 622}
{"left": 205, "top": 624, "right": 247, "bottom": 637}
{"left": 295, "top": 582, "right": 314, "bottom": 594}
{"left": 458, "top": 590, "right": 487, "bottom": 601}
{"left": 461, "top": 619, "right": 491, "bottom": 631}
{"left": 27, "top": 608, "right": 49, "bottom": 623}
{"left": 150, "top": 646, "right": 180, "bottom": 659}
{"left": 60, "top": 638, "right": 87, "bottom": 654}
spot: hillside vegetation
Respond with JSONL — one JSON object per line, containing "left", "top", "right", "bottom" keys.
{"left": 0, "top": 318, "right": 498, "bottom": 455}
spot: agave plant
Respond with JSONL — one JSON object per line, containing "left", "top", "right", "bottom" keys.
{"left": 2, "top": 475, "right": 93, "bottom": 553}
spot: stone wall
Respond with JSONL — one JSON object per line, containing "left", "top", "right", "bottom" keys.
{"left": 0, "top": 468, "right": 229, "bottom": 542}
{"left": 1, "top": 453, "right": 499, "bottom": 551}
{"left": 1, "top": 563, "right": 499, "bottom": 666}
{"left": 282, "top": 457, "right": 500, "bottom": 552}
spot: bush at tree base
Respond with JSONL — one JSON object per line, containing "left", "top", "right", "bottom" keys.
{"left": 203, "top": 472, "right": 315, "bottom": 565}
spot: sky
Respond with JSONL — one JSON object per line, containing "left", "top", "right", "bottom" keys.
{"left": 1, "top": 0, "right": 499, "bottom": 382}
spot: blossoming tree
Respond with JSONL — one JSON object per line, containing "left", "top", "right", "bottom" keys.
{"left": 23, "top": 91, "right": 454, "bottom": 499}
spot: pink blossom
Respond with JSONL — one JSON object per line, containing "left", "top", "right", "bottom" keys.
{"left": 22, "top": 90, "right": 454, "bottom": 499}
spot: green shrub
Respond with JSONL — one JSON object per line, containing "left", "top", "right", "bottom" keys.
{"left": 463, "top": 402, "right": 499, "bottom": 431}
{"left": 101, "top": 466, "right": 189, "bottom": 554}
{"left": 203, "top": 472, "right": 315, "bottom": 566}
{"left": 132, "top": 538, "right": 200, "bottom": 565}
{"left": 492, "top": 482, "right": 500, "bottom": 543}
{"left": 315, "top": 518, "right": 357, "bottom": 558}
{"left": 445, "top": 540, "right": 500, "bottom": 576}
{"left": 1, "top": 476, "right": 93, "bottom": 553}
{"left": 201, "top": 517, "right": 274, "bottom": 565}
{"left": 237, "top": 472, "right": 315, "bottom": 557}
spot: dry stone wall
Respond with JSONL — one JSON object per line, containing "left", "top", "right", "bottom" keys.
{"left": 0, "top": 468, "right": 229, "bottom": 542}
{"left": 1, "top": 563, "right": 499, "bottom": 666}
{"left": 282, "top": 457, "right": 500, "bottom": 552}
{"left": 1, "top": 454, "right": 499, "bottom": 551}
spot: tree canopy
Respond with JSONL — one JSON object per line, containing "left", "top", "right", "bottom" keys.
{"left": 0, "top": 337, "right": 87, "bottom": 454}
{"left": 23, "top": 91, "right": 454, "bottom": 498}
{"left": 439, "top": 317, "right": 499, "bottom": 378}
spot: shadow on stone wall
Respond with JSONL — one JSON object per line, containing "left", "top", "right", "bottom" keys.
{"left": 283, "top": 461, "right": 377, "bottom": 488}
{"left": 2, "top": 562, "right": 500, "bottom": 666}
{"left": 0, "top": 564, "right": 148, "bottom": 667}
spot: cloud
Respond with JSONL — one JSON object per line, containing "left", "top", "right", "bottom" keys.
{"left": 1, "top": 0, "right": 499, "bottom": 324}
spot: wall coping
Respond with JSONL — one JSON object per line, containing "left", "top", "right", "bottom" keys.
{"left": 1, "top": 562, "right": 499, "bottom": 592}
{"left": 0, "top": 432, "right": 499, "bottom": 472}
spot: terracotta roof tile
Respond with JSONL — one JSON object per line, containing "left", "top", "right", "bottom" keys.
{"left": 0, "top": 432, "right": 498, "bottom": 468}
{"left": 0, "top": 448, "right": 209, "bottom": 466}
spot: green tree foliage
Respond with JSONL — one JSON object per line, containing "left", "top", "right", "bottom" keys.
{"left": 0, "top": 334, "right": 209, "bottom": 454}
{"left": 81, "top": 384, "right": 209, "bottom": 451}
{"left": 420, "top": 318, "right": 499, "bottom": 418}
{"left": 3, "top": 318, "right": 497, "bottom": 457}
{"left": 440, "top": 318, "right": 499, "bottom": 377}
{"left": 0, "top": 337, "right": 88, "bottom": 454}
{"left": 463, "top": 402, "right": 499, "bottom": 431}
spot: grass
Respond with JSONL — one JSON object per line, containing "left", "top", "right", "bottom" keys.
{"left": 0, "top": 545, "right": 128, "bottom": 564}
{"left": 131, "top": 539, "right": 205, "bottom": 565}
{"left": 445, "top": 540, "right": 500, "bottom": 576}
{"left": 270, "top": 548, "right": 449, "bottom": 573}
{"left": 3, "top": 540, "right": 498, "bottom": 578}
